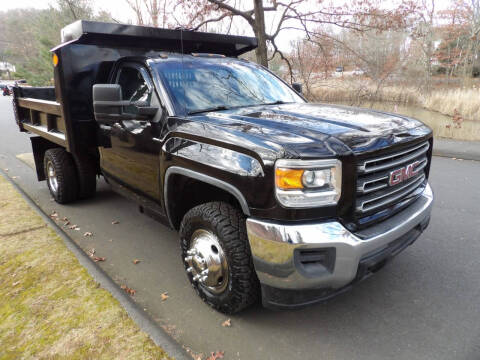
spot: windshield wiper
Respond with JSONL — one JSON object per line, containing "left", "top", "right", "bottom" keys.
{"left": 260, "top": 100, "right": 292, "bottom": 106}
{"left": 188, "top": 105, "right": 229, "bottom": 115}
{"left": 241, "top": 100, "right": 293, "bottom": 108}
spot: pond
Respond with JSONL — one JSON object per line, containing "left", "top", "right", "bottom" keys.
{"left": 327, "top": 101, "right": 480, "bottom": 141}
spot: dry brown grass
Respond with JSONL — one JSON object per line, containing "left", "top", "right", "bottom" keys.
{"left": 311, "top": 79, "right": 420, "bottom": 105}
{"left": 311, "top": 78, "right": 480, "bottom": 121}
{"left": 0, "top": 175, "right": 171, "bottom": 360}
{"left": 423, "top": 87, "right": 480, "bottom": 121}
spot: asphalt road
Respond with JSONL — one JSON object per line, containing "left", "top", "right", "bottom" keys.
{"left": 1, "top": 95, "right": 479, "bottom": 360}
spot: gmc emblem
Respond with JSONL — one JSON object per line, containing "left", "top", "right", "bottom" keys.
{"left": 388, "top": 161, "right": 421, "bottom": 186}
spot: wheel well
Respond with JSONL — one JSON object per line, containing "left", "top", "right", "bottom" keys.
{"left": 166, "top": 174, "right": 245, "bottom": 230}
{"left": 30, "top": 137, "right": 100, "bottom": 181}
{"left": 30, "top": 137, "right": 62, "bottom": 181}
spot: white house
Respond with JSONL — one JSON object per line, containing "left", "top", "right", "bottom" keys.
{"left": 0, "top": 61, "right": 16, "bottom": 73}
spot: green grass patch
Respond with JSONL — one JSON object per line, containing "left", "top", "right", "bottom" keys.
{"left": 0, "top": 175, "right": 172, "bottom": 359}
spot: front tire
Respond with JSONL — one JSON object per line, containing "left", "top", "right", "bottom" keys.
{"left": 179, "top": 202, "right": 259, "bottom": 314}
{"left": 44, "top": 148, "right": 78, "bottom": 204}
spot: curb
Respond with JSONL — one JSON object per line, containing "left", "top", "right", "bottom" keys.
{"left": 433, "top": 139, "right": 480, "bottom": 161}
{"left": 0, "top": 170, "right": 191, "bottom": 360}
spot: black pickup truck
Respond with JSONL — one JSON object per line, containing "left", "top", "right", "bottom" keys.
{"left": 12, "top": 20, "right": 433, "bottom": 313}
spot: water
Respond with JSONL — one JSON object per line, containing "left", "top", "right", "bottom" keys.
{"left": 328, "top": 101, "right": 480, "bottom": 141}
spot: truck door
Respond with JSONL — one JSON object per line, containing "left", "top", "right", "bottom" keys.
{"left": 99, "top": 62, "right": 163, "bottom": 200}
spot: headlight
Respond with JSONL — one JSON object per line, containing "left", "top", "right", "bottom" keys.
{"left": 275, "top": 159, "right": 342, "bottom": 208}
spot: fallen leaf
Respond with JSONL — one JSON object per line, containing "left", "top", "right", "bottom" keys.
{"left": 12, "top": 281, "right": 20, "bottom": 287}
{"left": 111, "top": 220, "right": 120, "bottom": 225}
{"left": 184, "top": 346, "right": 203, "bottom": 360}
{"left": 50, "top": 211, "right": 59, "bottom": 219}
{"left": 62, "top": 217, "right": 68, "bottom": 221}
{"left": 92, "top": 256, "right": 105, "bottom": 262}
{"left": 63, "top": 221, "right": 70, "bottom": 226}
{"left": 12, "top": 176, "right": 17, "bottom": 179}
{"left": 74, "top": 228, "right": 80, "bottom": 231}
{"left": 160, "top": 292, "right": 169, "bottom": 301}
{"left": 133, "top": 259, "right": 140, "bottom": 264}
{"left": 206, "top": 351, "right": 224, "bottom": 360}
{"left": 221, "top": 319, "right": 231, "bottom": 327}
{"left": 69, "top": 224, "right": 79, "bottom": 230}
{"left": 83, "top": 231, "right": 93, "bottom": 237}
{"left": 121, "top": 285, "right": 136, "bottom": 295}
{"left": 88, "top": 248, "right": 95, "bottom": 256}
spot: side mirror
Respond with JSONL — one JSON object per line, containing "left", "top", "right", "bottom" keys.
{"left": 93, "top": 84, "right": 129, "bottom": 124}
{"left": 93, "top": 84, "right": 159, "bottom": 124}
{"left": 292, "top": 82, "right": 302, "bottom": 94}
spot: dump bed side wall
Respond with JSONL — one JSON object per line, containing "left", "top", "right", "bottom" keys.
{"left": 17, "top": 86, "right": 56, "bottom": 101}
{"left": 13, "top": 85, "right": 67, "bottom": 148}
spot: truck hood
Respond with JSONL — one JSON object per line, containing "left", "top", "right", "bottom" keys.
{"left": 193, "top": 103, "right": 432, "bottom": 158}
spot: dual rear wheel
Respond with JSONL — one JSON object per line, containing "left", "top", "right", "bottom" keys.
{"left": 44, "top": 148, "right": 97, "bottom": 203}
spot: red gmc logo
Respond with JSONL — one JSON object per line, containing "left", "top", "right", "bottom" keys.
{"left": 388, "top": 161, "right": 421, "bottom": 186}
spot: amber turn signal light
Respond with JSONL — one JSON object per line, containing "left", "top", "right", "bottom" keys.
{"left": 275, "top": 168, "right": 305, "bottom": 190}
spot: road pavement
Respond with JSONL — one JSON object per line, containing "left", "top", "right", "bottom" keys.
{"left": 1, "top": 96, "right": 479, "bottom": 360}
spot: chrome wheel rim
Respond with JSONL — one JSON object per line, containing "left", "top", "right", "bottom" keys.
{"left": 47, "top": 161, "right": 58, "bottom": 194}
{"left": 185, "top": 229, "right": 229, "bottom": 294}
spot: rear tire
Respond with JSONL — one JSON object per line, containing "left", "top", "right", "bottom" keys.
{"left": 73, "top": 153, "right": 97, "bottom": 199}
{"left": 44, "top": 148, "right": 78, "bottom": 204}
{"left": 179, "top": 201, "right": 259, "bottom": 314}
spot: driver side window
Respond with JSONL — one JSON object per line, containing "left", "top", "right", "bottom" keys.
{"left": 116, "top": 66, "right": 152, "bottom": 113}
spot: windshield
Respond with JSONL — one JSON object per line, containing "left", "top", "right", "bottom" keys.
{"left": 151, "top": 57, "right": 305, "bottom": 115}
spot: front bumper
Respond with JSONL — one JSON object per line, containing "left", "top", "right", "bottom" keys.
{"left": 246, "top": 183, "right": 433, "bottom": 309}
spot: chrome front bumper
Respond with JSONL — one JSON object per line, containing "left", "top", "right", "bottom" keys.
{"left": 246, "top": 183, "right": 433, "bottom": 292}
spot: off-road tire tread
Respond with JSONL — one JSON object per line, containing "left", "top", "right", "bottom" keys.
{"left": 73, "top": 153, "right": 97, "bottom": 199}
{"left": 44, "top": 148, "right": 78, "bottom": 204}
{"left": 179, "top": 201, "right": 259, "bottom": 314}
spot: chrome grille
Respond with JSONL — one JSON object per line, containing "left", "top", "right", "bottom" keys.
{"left": 356, "top": 141, "right": 429, "bottom": 219}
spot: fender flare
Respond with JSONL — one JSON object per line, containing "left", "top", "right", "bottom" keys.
{"left": 163, "top": 166, "right": 251, "bottom": 226}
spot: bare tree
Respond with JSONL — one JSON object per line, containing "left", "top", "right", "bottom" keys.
{"left": 411, "top": 0, "right": 436, "bottom": 91}
{"left": 125, "top": 0, "right": 172, "bottom": 27}
{"left": 460, "top": 0, "right": 480, "bottom": 82}
{"left": 173, "top": 0, "right": 416, "bottom": 75}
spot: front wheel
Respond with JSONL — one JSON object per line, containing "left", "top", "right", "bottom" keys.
{"left": 179, "top": 202, "right": 259, "bottom": 314}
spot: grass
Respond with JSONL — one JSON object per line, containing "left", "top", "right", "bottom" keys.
{"left": 0, "top": 175, "right": 172, "bottom": 360}
{"left": 311, "top": 78, "right": 480, "bottom": 121}
{"left": 423, "top": 87, "right": 480, "bottom": 122}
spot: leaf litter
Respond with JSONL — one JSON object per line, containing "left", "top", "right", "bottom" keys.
{"left": 206, "top": 351, "right": 224, "bottom": 360}
{"left": 121, "top": 285, "right": 136, "bottom": 295}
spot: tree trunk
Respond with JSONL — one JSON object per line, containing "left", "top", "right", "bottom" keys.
{"left": 425, "top": 39, "right": 432, "bottom": 92}
{"left": 151, "top": 0, "right": 159, "bottom": 27}
{"left": 253, "top": 0, "right": 268, "bottom": 68}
